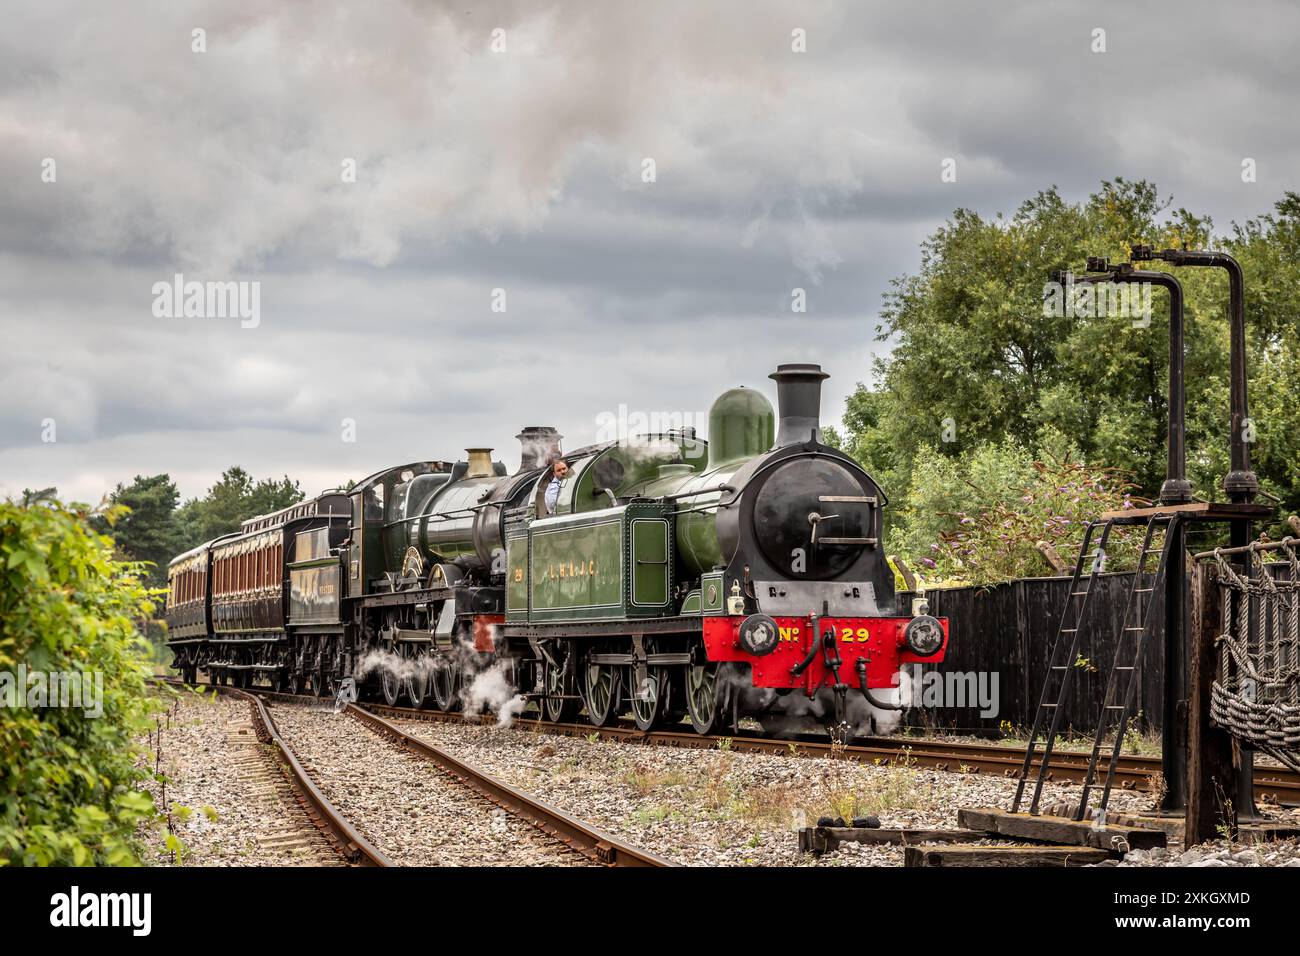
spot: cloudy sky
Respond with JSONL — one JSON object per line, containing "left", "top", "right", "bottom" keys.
{"left": 2, "top": 0, "right": 1298, "bottom": 503}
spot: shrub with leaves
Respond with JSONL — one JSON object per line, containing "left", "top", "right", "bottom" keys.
{"left": 901, "top": 447, "right": 1147, "bottom": 586}
{"left": 0, "top": 493, "right": 161, "bottom": 865}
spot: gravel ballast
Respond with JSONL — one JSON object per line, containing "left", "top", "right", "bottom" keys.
{"left": 137, "top": 690, "right": 339, "bottom": 866}
{"left": 139, "top": 690, "right": 1300, "bottom": 867}
{"left": 270, "top": 704, "right": 592, "bottom": 866}
{"left": 384, "top": 714, "right": 1184, "bottom": 866}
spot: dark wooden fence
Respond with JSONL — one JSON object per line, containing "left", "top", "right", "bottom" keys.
{"left": 903, "top": 573, "right": 1165, "bottom": 736}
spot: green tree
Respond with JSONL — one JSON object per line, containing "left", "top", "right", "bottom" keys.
{"left": 94, "top": 474, "right": 184, "bottom": 588}
{"left": 0, "top": 494, "right": 161, "bottom": 865}
{"left": 175, "top": 467, "right": 304, "bottom": 549}
{"left": 843, "top": 182, "right": 1300, "bottom": 575}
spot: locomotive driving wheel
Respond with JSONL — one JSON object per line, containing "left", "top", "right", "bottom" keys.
{"left": 430, "top": 654, "right": 462, "bottom": 712}
{"left": 378, "top": 615, "right": 403, "bottom": 705}
{"left": 628, "top": 637, "right": 672, "bottom": 732}
{"left": 404, "top": 649, "right": 431, "bottom": 709}
{"left": 316, "top": 663, "right": 332, "bottom": 697}
{"left": 580, "top": 642, "right": 621, "bottom": 727}
{"left": 380, "top": 661, "right": 402, "bottom": 706}
{"left": 685, "top": 639, "right": 734, "bottom": 735}
{"left": 542, "top": 644, "right": 580, "bottom": 723}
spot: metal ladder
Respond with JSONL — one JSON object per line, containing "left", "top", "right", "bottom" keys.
{"left": 1073, "top": 514, "right": 1176, "bottom": 820}
{"left": 1011, "top": 514, "right": 1175, "bottom": 816}
{"left": 1012, "top": 519, "right": 1113, "bottom": 814}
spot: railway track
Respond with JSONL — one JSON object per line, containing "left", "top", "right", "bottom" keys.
{"left": 155, "top": 679, "right": 670, "bottom": 867}
{"left": 344, "top": 704, "right": 670, "bottom": 866}
{"left": 360, "top": 701, "right": 1300, "bottom": 807}
{"left": 215, "top": 683, "right": 393, "bottom": 866}
{"left": 158, "top": 679, "right": 1300, "bottom": 808}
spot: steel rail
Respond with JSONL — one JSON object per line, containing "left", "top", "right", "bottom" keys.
{"left": 361, "top": 701, "right": 1300, "bottom": 805}
{"left": 155, "top": 679, "right": 393, "bottom": 867}
{"left": 155, "top": 678, "right": 1300, "bottom": 806}
{"left": 344, "top": 704, "right": 673, "bottom": 867}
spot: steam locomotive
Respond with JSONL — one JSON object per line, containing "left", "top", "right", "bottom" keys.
{"left": 165, "top": 363, "right": 947, "bottom": 735}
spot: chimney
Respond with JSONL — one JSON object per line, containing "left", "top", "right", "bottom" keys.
{"left": 465, "top": 448, "right": 494, "bottom": 479}
{"left": 768, "top": 363, "right": 829, "bottom": 446}
{"left": 515, "top": 426, "right": 563, "bottom": 471}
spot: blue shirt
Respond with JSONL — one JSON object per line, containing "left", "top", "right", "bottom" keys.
{"left": 544, "top": 477, "right": 562, "bottom": 513}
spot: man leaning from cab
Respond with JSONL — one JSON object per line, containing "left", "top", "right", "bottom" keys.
{"left": 537, "top": 458, "right": 570, "bottom": 516}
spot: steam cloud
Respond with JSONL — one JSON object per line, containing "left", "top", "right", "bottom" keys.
{"left": 460, "top": 662, "right": 528, "bottom": 727}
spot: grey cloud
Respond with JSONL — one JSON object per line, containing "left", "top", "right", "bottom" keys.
{"left": 1, "top": 1, "right": 1297, "bottom": 503}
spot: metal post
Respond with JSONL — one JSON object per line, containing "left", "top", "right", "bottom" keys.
{"left": 1068, "top": 261, "right": 1190, "bottom": 807}
{"left": 1136, "top": 245, "right": 1258, "bottom": 816}
{"left": 1163, "top": 519, "right": 1188, "bottom": 810}
{"left": 1186, "top": 561, "right": 1237, "bottom": 843}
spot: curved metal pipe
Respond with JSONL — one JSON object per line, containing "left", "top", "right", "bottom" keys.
{"left": 1137, "top": 246, "right": 1256, "bottom": 502}
{"left": 790, "top": 626, "right": 823, "bottom": 677}
{"left": 856, "top": 658, "right": 903, "bottom": 711}
{"left": 1066, "top": 264, "right": 1190, "bottom": 505}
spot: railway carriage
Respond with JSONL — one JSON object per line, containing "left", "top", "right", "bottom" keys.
{"left": 166, "top": 363, "right": 947, "bottom": 738}
{"left": 166, "top": 494, "right": 350, "bottom": 690}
